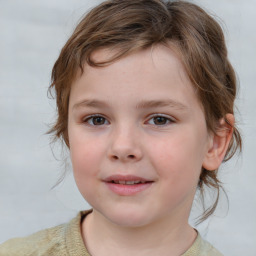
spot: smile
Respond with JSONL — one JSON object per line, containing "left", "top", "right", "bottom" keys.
{"left": 104, "top": 175, "right": 154, "bottom": 196}
{"left": 110, "top": 180, "right": 148, "bottom": 185}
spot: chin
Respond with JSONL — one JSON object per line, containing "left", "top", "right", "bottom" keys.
{"left": 109, "top": 215, "right": 150, "bottom": 228}
{"left": 98, "top": 206, "right": 153, "bottom": 228}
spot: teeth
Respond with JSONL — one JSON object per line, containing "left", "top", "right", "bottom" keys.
{"left": 126, "top": 181, "right": 135, "bottom": 185}
{"left": 112, "top": 180, "right": 145, "bottom": 185}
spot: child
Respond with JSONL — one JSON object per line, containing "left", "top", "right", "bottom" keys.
{"left": 0, "top": 0, "right": 241, "bottom": 255}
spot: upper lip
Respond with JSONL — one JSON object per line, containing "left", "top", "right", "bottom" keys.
{"left": 103, "top": 174, "right": 153, "bottom": 183}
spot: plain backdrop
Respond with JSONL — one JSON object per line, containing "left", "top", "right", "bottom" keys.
{"left": 0, "top": 0, "right": 256, "bottom": 255}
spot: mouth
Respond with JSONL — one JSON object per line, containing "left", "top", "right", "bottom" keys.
{"left": 104, "top": 174, "right": 153, "bottom": 184}
{"left": 103, "top": 175, "right": 154, "bottom": 196}
{"left": 109, "top": 180, "right": 150, "bottom": 185}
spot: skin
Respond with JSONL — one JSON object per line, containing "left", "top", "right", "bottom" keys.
{"left": 68, "top": 45, "right": 233, "bottom": 256}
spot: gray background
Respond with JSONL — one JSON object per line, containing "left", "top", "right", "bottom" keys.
{"left": 0, "top": 0, "right": 255, "bottom": 255}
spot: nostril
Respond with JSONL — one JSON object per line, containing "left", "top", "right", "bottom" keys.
{"left": 110, "top": 154, "right": 138, "bottom": 161}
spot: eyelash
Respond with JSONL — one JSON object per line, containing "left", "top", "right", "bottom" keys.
{"left": 83, "top": 115, "right": 110, "bottom": 126}
{"left": 146, "top": 114, "right": 175, "bottom": 126}
{"left": 82, "top": 114, "right": 175, "bottom": 126}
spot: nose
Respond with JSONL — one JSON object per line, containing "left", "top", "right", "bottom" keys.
{"left": 108, "top": 126, "right": 143, "bottom": 162}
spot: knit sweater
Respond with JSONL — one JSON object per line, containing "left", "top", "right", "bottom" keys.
{"left": 0, "top": 210, "right": 223, "bottom": 256}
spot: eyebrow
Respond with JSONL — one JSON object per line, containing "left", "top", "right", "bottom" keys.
{"left": 72, "top": 99, "right": 110, "bottom": 111}
{"left": 72, "top": 99, "right": 188, "bottom": 111}
{"left": 135, "top": 99, "right": 188, "bottom": 110}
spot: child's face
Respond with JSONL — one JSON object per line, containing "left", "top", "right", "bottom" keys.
{"left": 68, "top": 45, "right": 213, "bottom": 227}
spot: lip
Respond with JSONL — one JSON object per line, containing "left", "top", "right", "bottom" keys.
{"left": 103, "top": 174, "right": 154, "bottom": 196}
{"left": 104, "top": 174, "right": 151, "bottom": 183}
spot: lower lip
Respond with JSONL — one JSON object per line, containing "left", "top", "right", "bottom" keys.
{"left": 105, "top": 182, "right": 153, "bottom": 196}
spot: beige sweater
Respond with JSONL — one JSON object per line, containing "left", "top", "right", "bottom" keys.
{"left": 0, "top": 210, "right": 223, "bottom": 256}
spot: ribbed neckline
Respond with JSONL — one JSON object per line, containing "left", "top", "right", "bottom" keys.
{"left": 182, "top": 231, "right": 201, "bottom": 256}
{"left": 65, "top": 210, "right": 92, "bottom": 256}
{"left": 64, "top": 210, "right": 203, "bottom": 256}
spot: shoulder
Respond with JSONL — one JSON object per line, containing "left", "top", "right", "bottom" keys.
{"left": 0, "top": 222, "right": 67, "bottom": 256}
{"left": 200, "top": 237, "right": 224, "bottom": 256}
{"left": 0, "top": 210, "right": 92, "bottom": 256}
{"left": 183, "top": 232, "right": 224, "bottom": 256}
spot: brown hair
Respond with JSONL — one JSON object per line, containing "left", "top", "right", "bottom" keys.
{"left": 49, "top": 0, "right": 242, "bottom": 222}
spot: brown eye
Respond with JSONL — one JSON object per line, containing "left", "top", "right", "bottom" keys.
{"left": 85, "top": 115, "right": 109, "bottom": 126}
{"left": 153, "top": 116, "right": 168, "bottom": 125}
{"left": 92, "top": 117, "right": 106, "bottom": 125}
{"left": 147, "top": 115, "right": 174, "bottom": 126}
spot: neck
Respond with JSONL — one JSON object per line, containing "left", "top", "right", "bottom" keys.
{"left": 81, "top": 210, "right": 197, "bottom": 256}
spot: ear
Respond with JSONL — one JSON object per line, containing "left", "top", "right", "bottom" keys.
{"left": 202, "top": 114, "right": 234, "bottom": 171}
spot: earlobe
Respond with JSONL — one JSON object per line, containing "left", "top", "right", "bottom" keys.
{"left": 202, "top": 114, "right": 234, "bottom": 171}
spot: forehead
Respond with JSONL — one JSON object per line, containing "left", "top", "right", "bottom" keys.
{"left": 75, "top": 44, "right": 193, "bottom": 91}
{"left": 90, "top": 44, "right": 185, "bottom": 72}
{"left": 69, "top": 44, "right": 202, "bottom": 113}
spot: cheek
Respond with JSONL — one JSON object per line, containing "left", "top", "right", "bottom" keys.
{"left": 69, "top": 136, "right": 104, "bottom": 201}
{"left": 148, "top": 133, "right": 205, "bottom": 209}
{"left": 148, "top": 129, "right": 206, "bottom": 184}
{"left": 69, "top": 130, "right": 105, "bottom": 182}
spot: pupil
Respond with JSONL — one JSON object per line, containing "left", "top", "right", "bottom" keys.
{"left": 93, "top": 117, "right": 105, "bottom": 125}
{"left": 154, "top": 116, "right": 166, "bottom": 125}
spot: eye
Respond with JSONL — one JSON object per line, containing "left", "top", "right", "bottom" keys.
{"left": 147, "top": 115, "right": 174, "bottom": 126}
{"left": 84, "top": 115, "right": 109, "bottom": 126}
